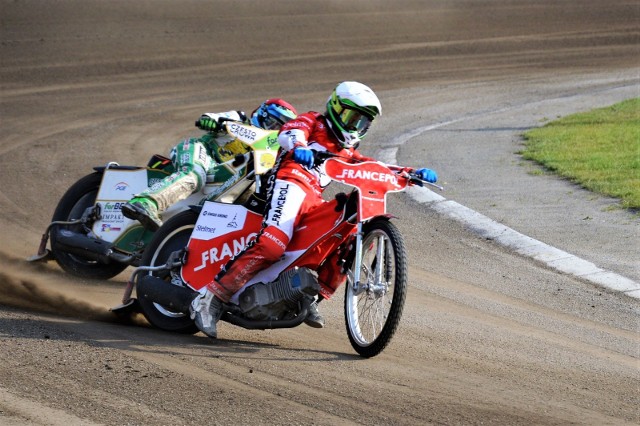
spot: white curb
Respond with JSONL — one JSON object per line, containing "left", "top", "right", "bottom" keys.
{"left": 381, "top": 130, "right": 640, "bottom": 300}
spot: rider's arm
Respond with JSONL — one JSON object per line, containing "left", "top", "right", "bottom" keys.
{"left": 277, "top": 113, "right": 317, "bottom": 151}
{"left": 278, "top": 128, "right": 308, "bottom": 151}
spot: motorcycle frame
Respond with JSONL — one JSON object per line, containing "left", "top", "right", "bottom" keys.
{"left": 177, "top": 158, "right": 413, "bottom": 301}
{"left": 31, "top": 123, "right": 279, "bottom": 264}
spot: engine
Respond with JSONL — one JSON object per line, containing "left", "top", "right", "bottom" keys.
{"left": 238, "top": 267, "right": 319, "bottom": 321}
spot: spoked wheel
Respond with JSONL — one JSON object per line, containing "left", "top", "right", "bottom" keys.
{"left": 138, "top": 210, "right": 199, "bottom": 334}
{"left": 344, "top": 219, "right": 408, "bottom": 358}
{"left": 50, "top": 172, "right": 128, "bottom": 279}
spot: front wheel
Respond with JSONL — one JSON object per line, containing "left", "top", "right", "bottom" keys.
{"left": 138, "top": 209, "right": 199, "bottom": 334}
{"left": 344, "top": 219, "right": 408, "bottom": 358}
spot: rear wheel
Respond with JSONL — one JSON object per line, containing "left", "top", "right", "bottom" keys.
{"left": 138, "top": 210, "right": 199, "bottom": 334}
{"left": 344, "top": 219, "right": 408, "bottom": 358}
{"left": 50, "top": 172, "right": 128, "bottom": 279}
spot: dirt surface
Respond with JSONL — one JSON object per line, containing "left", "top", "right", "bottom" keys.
{"left": 1, "top": 1, "right": 639, "bottom": 424}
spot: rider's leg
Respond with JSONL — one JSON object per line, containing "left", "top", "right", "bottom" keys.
{"left": 122, "top": 138, "right": 209, "bottom": 230}
{"left": 189, "top": 223, "right": 292, "bottom": 338}
{"left": 305, "top": 299, "right": 325, "bottom": 328}
{"left": 214, "top": 178, "right": 309, "bottom": 299}
{"left": 191, "top": 178, "right": 325, "bottom": 336}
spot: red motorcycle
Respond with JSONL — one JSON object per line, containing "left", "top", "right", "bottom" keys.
{"left": 113, "top": 153, "right": 439, "bottom": 357}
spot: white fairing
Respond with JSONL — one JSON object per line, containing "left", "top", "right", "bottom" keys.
{"left": 92, "top": 169, "right": 149, "bottom": 242}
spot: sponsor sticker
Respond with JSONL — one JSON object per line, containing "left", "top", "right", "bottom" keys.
{"left": 101, "top": 224, "right": 122, "bottom": 232}
{"left": 228, "top": 123, "right": 258, "bottom": 142}
{"left": 114, "top": 181, "right": 129, "bottom": 191}
{"left": 190, "top": 203, "right": 249, "bottom": 241}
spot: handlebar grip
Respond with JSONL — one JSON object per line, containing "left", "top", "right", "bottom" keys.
{"left": 407, "top": 172, "right": 444, "bottom": 191}
{"left": 312, "top": 150, "right": 338, "bottom": 166}
{"left": 409, "top": 175, "right": 424, "bottom": 187}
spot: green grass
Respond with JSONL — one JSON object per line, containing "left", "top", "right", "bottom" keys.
{"left": 522, "top": 98, "right": 640, "bottom": 210}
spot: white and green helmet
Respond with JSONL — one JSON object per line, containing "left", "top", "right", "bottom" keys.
{"left": 326, "top": 81, "right": 382, "bottom": 148}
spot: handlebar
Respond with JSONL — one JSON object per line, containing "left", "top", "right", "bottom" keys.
{"left": 311, "top": 150, "right": 444, "bottom": 191}
{"left": 313, "top": 150, "right": 340, "bottom": 166}
{"left": 408, "top": 174, "right": 444, "bottom": 191}
{"left": 217, "top": 116, "right": 236, "bottom": 125}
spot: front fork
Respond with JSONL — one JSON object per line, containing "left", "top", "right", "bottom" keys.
{"left": 351, "top": 222, "right": 365, "bottom": 294}
{"left": 349, "top": 221, "right": 388, "bottom": 297}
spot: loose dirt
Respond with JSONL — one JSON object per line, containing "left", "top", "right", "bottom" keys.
{"left": 1, "top": 1, "right": 638, "bottom": 424}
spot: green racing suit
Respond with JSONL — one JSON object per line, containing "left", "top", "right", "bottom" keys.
{"left": 135, "top": 110, "right": 253, "bottom": 213}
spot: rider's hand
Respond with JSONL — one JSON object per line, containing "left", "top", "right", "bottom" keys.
{"left": 416, "top": 168, "right": 438, "bottom": 183}
{"left": 293, "top": 147, "right": 314, "bottom": 169}
{"left": 195, "top": 115, "right": 219, "bottom": 132}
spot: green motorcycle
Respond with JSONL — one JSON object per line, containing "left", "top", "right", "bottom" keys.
{"left": 29, "top": 122, "right": 279, "bottom": 279}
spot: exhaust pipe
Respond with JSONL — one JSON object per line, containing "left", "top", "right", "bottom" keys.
{"left": 53, "top": 229, "right": 115, "bottom": 263}
{"left": 136, "top": 274, "right": 197, "bottom": 314}
{"left": 52, "top": 229, "right": 136, "bottom": 264}
{"left": 222, "top": 299, "right": 310, "bottom": 330}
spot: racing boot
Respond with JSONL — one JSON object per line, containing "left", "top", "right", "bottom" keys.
{"left": 190, "top": 289, "right": 223, "bottom": 338}
{"left": 304, "top": 300, "right": 325, "bottom": 328}
{"left": 121, "top": 197, "right": 162, "bottom": 231}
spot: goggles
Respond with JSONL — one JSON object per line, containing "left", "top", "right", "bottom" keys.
{"left": 336, "top": 107, "right": 373, "bottom": 135}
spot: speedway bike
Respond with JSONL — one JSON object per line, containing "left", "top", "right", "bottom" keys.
{"left": 114, "top": 152, "right": 441, "bottom": 357}
{"left": 29, "top": 122, "right": 279, "bottom": 279}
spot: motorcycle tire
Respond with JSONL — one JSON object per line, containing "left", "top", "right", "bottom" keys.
{"left": 50, "top": 172, "right": 128, "bottom": 279}
{"left": 138, "top": 209, "right": 199, "bottom": 334}
{"left": 344, "top": 218, "right": 408, "bottom": 358}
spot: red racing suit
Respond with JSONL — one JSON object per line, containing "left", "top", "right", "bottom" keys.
{"left": 210, "top": 112, "right": 374, "bottom": 302}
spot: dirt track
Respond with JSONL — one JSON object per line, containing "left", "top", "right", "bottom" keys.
{"left": 1, "top": 1, "right": 639, "bottom": 424}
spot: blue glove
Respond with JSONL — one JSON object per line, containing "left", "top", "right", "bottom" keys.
{"left": 293, "top": 147, "right": 314, "bottom": 169}
{"left": 416, "top": 168, "right": 438, "bottom": 183}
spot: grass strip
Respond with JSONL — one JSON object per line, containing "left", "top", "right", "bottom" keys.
{"left": 522, "top": 98, "right": 639, "bottom": 210}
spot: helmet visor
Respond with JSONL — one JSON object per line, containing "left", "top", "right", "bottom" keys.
{"left": 337, "top": 108, "right": 373, "bottom": 135}
{"left": 262, "top": 114, "right": 283, "bottom": 130}
{"left": 262, "top": 104, "right": 297, "bottom": 130}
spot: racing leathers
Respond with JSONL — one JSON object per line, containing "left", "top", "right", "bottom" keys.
{"left": 210, "top": 111, "right": 374, "bottom": 302}
{"left": 124, "top": 110, "right": 252, "bottom": 228}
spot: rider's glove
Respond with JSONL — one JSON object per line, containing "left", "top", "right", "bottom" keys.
{"left": 292, "top": 147, "right": 314, "bottom": 169}
{"left": 415, "top": 168, "right": 438, "bottom": 183}
{"left": 195, "top": 115, "right": 219, "bottom": 132}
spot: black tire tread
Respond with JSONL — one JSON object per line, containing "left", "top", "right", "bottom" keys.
{"left": 345, "top": 219, "right": 408, "bottom": 358}
{"left": 137, "top": 210, "right": 200, "bottom": 334}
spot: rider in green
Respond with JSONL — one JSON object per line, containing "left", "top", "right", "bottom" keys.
{"left": 121, "top": 99, "right": 298, "bottom": 230}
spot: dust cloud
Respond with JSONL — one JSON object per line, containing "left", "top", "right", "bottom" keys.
{"left": 0, "top": 253, "right": 144, "bottom": 325}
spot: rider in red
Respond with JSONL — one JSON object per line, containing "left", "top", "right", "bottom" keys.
{"left": 190, "top": 81, "right": 439, "bottom": 338}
